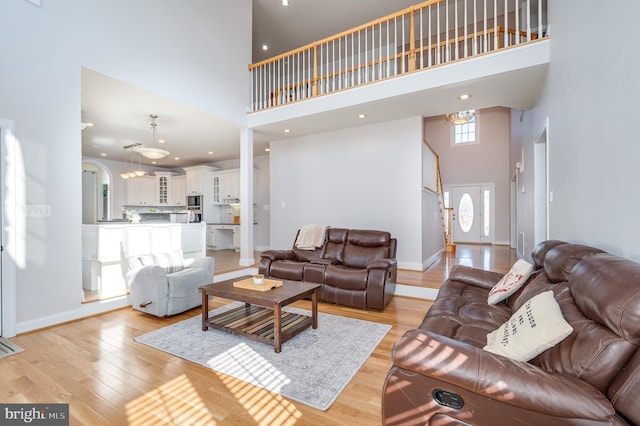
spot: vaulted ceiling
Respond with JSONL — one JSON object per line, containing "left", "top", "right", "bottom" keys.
{"left": 82, "top": 1, "right": 546, "bottom": 168}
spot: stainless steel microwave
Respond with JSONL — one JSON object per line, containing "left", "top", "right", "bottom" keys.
{"left": 187, "top": 194, "right": 202, "bottom": 209}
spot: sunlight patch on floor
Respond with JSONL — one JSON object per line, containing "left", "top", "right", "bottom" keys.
{"left": 207, "top": 342, "right": 291, "bottom": 392}
{"left": 125, "top": 374, "right": 216, "bottom": 425}
{"left": 217, "top": 370, "right": 302, "bottom": 426}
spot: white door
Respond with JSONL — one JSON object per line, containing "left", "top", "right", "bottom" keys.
{"left": 451, "top": 186, "right": 482, "bottom": 243}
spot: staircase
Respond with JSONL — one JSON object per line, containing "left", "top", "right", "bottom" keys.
{"left": 425, "top": 138, "right": 456, "bottom": 253}
{"left": 436, "top": 161, "right": 456, "bottom": 253}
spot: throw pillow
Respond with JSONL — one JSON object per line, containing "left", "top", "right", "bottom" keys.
{"left": 150, "top": 250, "right": 185, "bottom": 274}
{"left": 484, "top": 290, "right": 573, "bottom": 362}
{"left": 487, "top": 259, "right": 534, "bottom": 305}
{"left": 137, "top": 255, "right": 155, "bottom": 268}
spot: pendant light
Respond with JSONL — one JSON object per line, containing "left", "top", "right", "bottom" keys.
{"left": 133, "top": 114, "right": 170, "bottom": 160}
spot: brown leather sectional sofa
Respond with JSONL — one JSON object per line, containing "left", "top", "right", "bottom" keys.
{"left": 258, "top": 228, "right": 397, "bottom": 309}
{"left": 383, "top": 240, "right": 640, "bottom": 425}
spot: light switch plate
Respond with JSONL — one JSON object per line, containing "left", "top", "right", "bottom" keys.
{"left": 26, "top": 205, "right": 51, "bottom": 217}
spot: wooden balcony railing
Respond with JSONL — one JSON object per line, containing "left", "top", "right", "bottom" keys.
{"left": 248, "top": 0, "right": 547, "bottom": 112}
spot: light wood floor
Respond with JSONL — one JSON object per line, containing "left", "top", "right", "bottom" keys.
{"left": 15, "top": 244, "right": 515, "bottom": 425}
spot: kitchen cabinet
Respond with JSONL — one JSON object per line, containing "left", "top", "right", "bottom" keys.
{"left": 232, "top": 227, "right": 240, "bottom": 248}
{"left": 219, "top": 170, "right": 240, "bottom": 202}
{"left": 184, "top": 165, "right": 217, "bottom": 197}
{"left": 211, "top": 169, "right": 257, "bottom": 204}
{"left": 128, "top": 173, "right": 187, "bottom": 206}
{"left": 155, "top": 172, "right": 170, "bottom": 205}
{"left": 212, "top": 170, "right": 238, "bottom": 203}
{"left": 126, "top": 176, "right": 156, "bottom": 205}
{"left": 170, "top": 175, "right": 186, "bottom": 206}
{"left": 206, "top": 225, "right": 216, "bottom": 247}
{"left": 210, "top": 224, "right": 240, "bottom": 249}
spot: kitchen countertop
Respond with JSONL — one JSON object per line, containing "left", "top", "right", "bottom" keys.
{"left": 207, "top": 222, "right": 258, "bottom": 225}
{"left": 86, "top": 222, "right": 205, "bottom": 227}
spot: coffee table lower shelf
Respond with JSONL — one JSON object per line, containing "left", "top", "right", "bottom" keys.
{"left": 206, "top": 304, "right": 314, "bottom": 350}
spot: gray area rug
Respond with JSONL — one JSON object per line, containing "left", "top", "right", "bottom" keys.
{"left": 135, "top": 302, "right": 391, "bottom": 411}
{"left": 0, "top": 337, "right": 24, "bottom": 359}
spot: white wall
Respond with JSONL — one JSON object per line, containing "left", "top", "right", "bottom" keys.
{"left": 422, "top": 190, "right": 445, "bottom": 267}
{"left": 513, "top": 1, "right": 640, "bottom": 262}
{"left": 0, "top": 0, "right": 251, "bottom": 333}
{"left": 425, "top": 107, "right": 511, "bottom": 244}
{"left": 269, "top": 116, "right": 427, "bottom": 270}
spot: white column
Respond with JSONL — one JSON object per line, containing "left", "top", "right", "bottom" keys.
{"left": 239, "top": 128, "right": 255, "bottom": 267}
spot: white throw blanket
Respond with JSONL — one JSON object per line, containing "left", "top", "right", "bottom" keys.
{"left": 295, "top": 224, "right": 329, "bottom": 250}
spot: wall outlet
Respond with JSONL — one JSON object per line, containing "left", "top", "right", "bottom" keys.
{"left": 25, "top": 205, "right": 52, "bottom": 217}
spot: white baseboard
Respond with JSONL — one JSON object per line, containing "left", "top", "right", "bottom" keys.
{"left": 16, "top": 296, "right": 131, "bottom": 335}
{"left": 16, "top": 268, "right": 260, "bottom": 335}
{"left": 397, "top": 261, "right": 423, "bottom": 271}
{"left": 422, "top": 248, "right": 444, "bottom": 270}
{"left": 394, "top": 284, "right": 438, "bottom": 300}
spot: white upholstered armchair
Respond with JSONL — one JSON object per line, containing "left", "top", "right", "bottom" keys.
{"left": 121, "top": 227, "right": 215, "bottom": 317}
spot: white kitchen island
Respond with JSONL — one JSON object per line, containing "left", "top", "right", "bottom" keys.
{"left": 81, "top": 222, "right": 207, "bottom": 292}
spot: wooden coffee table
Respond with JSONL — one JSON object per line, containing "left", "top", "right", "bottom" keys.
{"left": 198, "top": 276, "right": 321, "bottom": 353}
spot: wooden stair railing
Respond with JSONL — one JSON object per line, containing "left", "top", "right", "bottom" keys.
{"left": 436, "top": 160, "right": 456, "bottom": 253}
{"left": 424, "top": 138, "right": 455, "bottom": 253}
{"left": 248, "top": 0, "right": 546, "bottom": 112}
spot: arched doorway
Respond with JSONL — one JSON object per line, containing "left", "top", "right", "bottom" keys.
{"left": 82, "top": 160, "right": 112, "bottom": 223}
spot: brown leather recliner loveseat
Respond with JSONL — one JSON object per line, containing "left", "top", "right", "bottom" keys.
{"left": 258, "top": 228, "right": 397, "bottom": 310}
{"left": 382, "top": 240, "right": 640, "bottom": 425}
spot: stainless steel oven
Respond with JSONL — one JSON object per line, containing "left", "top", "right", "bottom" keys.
{"left": 187, "top": 195, "right": 203, "bottom": 222}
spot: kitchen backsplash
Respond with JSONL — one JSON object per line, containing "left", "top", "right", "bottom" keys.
{"left": 121, "top": 205, "right": 188, "bottom": 214}
{"left": 220, "top": 205, "right": 240, "bottom": 223}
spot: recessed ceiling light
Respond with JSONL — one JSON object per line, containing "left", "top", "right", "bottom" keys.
{"left": 458, "top": 94, "right": 471, "bottom": 100}
{"left": 174, "top": 157, "right": 180, "bottom": 160}
{"left": 282, "top": 0, "right": 289, "bottom": 5}
{"left": 151, "top": 161, "right": 157, "bottom": 164}
{"left": 358, "top": 113, "right": 367, "bottom": 119}
{"left": 262, "top": 44, "right": 268, "bottom": 51}
{"left": 265, "top": 148, "right": 270, "bottom": 152}
{"left": 283, "top": 129, "right": 291, "bottom": 133}
{"left": 100, "top": 153, "right": 107, "bottom": 157}
{"left": 208, "top": 151, "right": 214, "bottom": 155}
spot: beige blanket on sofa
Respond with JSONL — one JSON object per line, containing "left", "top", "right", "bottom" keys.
{"left": 295, "top": 224, "right": 329, "bottom": 250}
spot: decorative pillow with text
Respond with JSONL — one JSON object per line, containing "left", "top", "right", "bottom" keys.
{"left": 484, "top": 290, "right": 573, "bottom": 362}
{"left": 487, "top": 259, "right": 534, "bottom": 305}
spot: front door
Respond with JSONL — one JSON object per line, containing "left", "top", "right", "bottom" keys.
{"left": 451, "top": 185, "right": 482, "bottom": 243}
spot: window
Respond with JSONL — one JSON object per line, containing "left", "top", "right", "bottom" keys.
{"left": 480, "top": 184, "right": 494, "bottom": 243}
{"left": 483, "top": 189, "right": 491, "bottom": 237}
{"left": 458, "top": 193, "right": 474, "bottom": 233}
{"left": 443, "top": 190, "right": 450, "bottom": 237}
{"left": 452, "top": 110, "right": 477, "bottom": 145}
